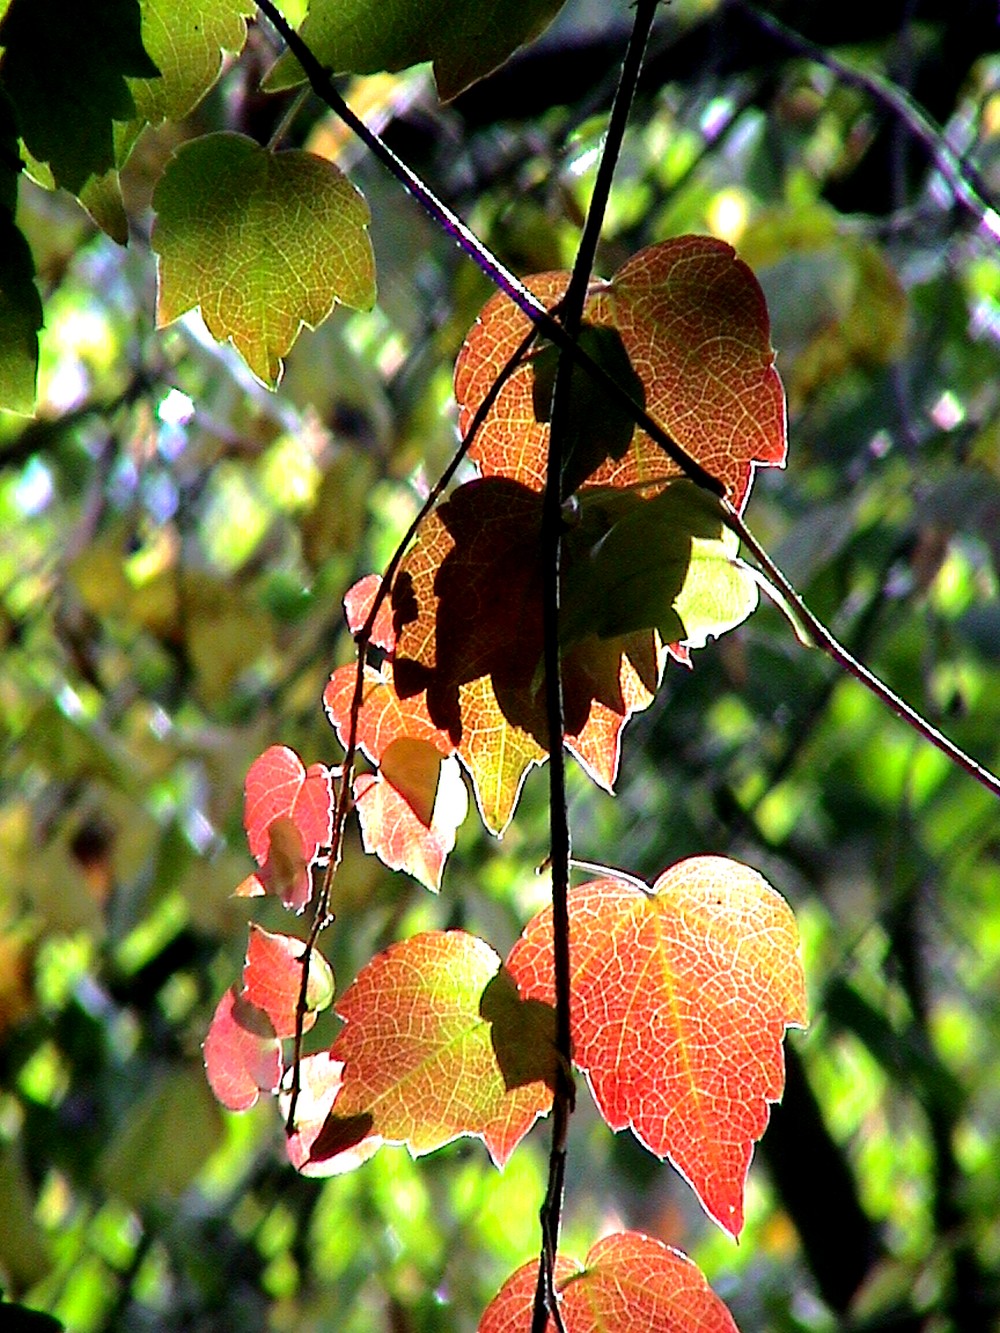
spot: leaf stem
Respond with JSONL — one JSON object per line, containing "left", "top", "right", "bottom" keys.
{"left": 533, "top": 2, "right": 659, "bottom": 1327}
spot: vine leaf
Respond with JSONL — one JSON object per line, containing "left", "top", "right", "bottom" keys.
{"left": 265, "top": 0, "right": 568, "bottom": 102}
{"left": 561, "top": 482, "right": 760, "bottom": 649}
{"left": 242, "top": 924, "right": 334, "bottom": 1038}
{"left": 506, "top": 856, "right": 808, "bottom": 1236}
{"left": 455, "top": 237, "right": 786, "bottom": 509}
{"left": 387, "top": 478, "right": 663, "bottom": 832}
{"left": 121, "top": 0, "right": 254, "bottom": 155}
{"left": 0, "top": 0, "right": 159, "bottom": 195}
{"left": 479, "top": 1231, "right": 740, "bottom": 1332}
{"left": 236, "top": 744, "right": 334, "bottom": 912}
{"left": 203, "top": 985, "right": 282, "bottom": 1112}
{"left": 284, "top": 931, "right": 557, "bottom": 1175}
{"left": 324, "top": 657, "right": 467, "bottom": 888}
{"left": 151, "top": 132, "right": 375, "bottom": 387}
{"left": 0, "top": 216, "right": 41, "bottom": 416}
{"left": 204, "top": 928, "right": 333, "bottom": 1111}
{"left": 355, "top": 747, "right": 469, "bottom": 891}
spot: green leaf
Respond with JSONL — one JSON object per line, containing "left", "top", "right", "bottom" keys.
{"left": 119, "top": 0, "right": 254, "bottom": 161}
{"left": 563, "top": 482, "right": 759, "bottom": 649}
{"left": 266, "top": 0, "right": 567, "bottom": 102}
{"left": 0, "top": 215, "right": 41, "bottom": 415}
{"left": 0, "top": 0, "right": 159, "bottom": 195}
{"left": 151, "top": 132, "right": 376, "bottom": 387}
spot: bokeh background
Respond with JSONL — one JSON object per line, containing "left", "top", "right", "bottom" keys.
{"left": 2, "top": 1, "right": 1000, "bottom": 1328}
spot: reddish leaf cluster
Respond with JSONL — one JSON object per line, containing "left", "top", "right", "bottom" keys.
{"left": 203, "top": 235, "right": 800, "bottom": 1332}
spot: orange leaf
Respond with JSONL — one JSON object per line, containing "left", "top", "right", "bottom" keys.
{"left": 354, "top": 746, "right": 468, "bottom": 891}
{"left": 287, "top": 931, "right": 556, "bottom": 1175}
{"left": 243, "top": 745, "right": 334, "bottom": 912}
{"left": 506, "top": 856, "right": 807, "bottom": 1235}
{"left": 242, "top": 925, "right": 334, "bottom": 1039}
{"left": 454, "top": 237, "right": 785, "bottom": 510}
{"left": 479, "top": 1231, "right": 740, "bottom": 1332}
{"left": 282, "top": 1051, "right": 382, "bottom": 1177}
{"left": 343, "top": 572, "right": 396, "bottom": 651}
{"left": 323, "top": 661, "right": 453, "bottom": 765}
{"left": 391, "top": 477, "right": 662, "bottom": 831}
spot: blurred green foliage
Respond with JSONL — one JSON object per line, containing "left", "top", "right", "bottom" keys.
{"left": 1, "top": 1, "right": 1000, "bottom": 1330}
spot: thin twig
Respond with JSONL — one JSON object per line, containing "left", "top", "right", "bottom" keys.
{"left": 284, "top": 322, "right": 541, "bottom": 1132}
{"left": 728, "top": 501, "right": 1000, "bottom": 800}
{"left": 533, "top": 2, "right": 659, "bottom": 1327}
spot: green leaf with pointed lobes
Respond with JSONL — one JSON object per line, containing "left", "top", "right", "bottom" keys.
{"left": 152, "top": 132, "right": 375, "bottom": 387}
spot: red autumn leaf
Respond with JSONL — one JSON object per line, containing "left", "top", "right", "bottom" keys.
{"left": 454, "top": 236, "right": 785, "bottom": 510}
{"left": 390, "top": 477, "right": 663, "bottom": 831}
{"left": 506, "top": 856, "right": 807, "bottom": 1236}
{"left": 479, "top": 1231, "right": 740, "bottom": 1332}
{"left": 242, "top": 745, "right": 334, "bottom": 911}
{"left": 242, "top": 925, "right": 334, "bottom": 1039}
{"left": 288, "top": 931, "right": 557, "bottom": 1175}
{"left": 354, "top": 745, "right": 468, "bottom": 891}
{"left": 203, "top": 985, "right": 282, "bottom": 1112}
{"left": 343, "top": 572, "right": 396, "bottom": 651}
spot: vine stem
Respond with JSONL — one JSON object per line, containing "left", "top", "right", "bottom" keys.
{"left": 267, "top": 0, "right": 1000, "bottom": 1130}
{"left": 282, "top": 320, "right": 542, "bottom": 1133}
{"left": 533, "top": 2, "right": 659, "bottom": 1328}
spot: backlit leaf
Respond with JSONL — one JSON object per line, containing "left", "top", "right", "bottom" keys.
{"left": 266, "top": 0, "right": 567, "bottom": 102}
{"left": 324, "top": 663, "right": 454, "bottom": 765}
{"left": 0, "top": 0, "right": 159, "bottom": 194}
{"left": 152, "top": 132, "right": 375, "bottom": 387}
{"left": 480, "top": 1231, "right": 740, "bottom": 1332}
{"left": 389, "top": 478, "right": 663, "bottom": 831}
{"left": 354, "top": 748, "right": 469, "bottom": 891}
{"left": 343, "top": 573, "right": 396, "bottom": 651}
{"left": 562, "top": 482, "right": 759, "bottom": 649}
{"left": 241, "top": 745, "right": 334, "bottom": 912}
{"left": 506, "top": 856, "right": 807, "bottom": 1235}
{"left": 283, "top": 1050, "right": 382, "bottom": 1177}
{"left": 287, "top": 931, "right": 556, "bottom": 1174}
{"left": 124, "top": 0, "right": 254, "bottom": 144}
{"left": 203, "top": 985, "right": 282, "bottom": 1112}
{"left": 455, "top": 237, "right": 785, "bottom": 509}
{"left": 242, "top": 924, "right": 334, "bottom": 1039}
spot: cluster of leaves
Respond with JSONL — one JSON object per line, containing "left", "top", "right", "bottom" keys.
{"left": 190, "top": 6, "right": 813, "bottom": 1324}
{"left": 3, "top": 1, "right": 1000, "bottom": 1330}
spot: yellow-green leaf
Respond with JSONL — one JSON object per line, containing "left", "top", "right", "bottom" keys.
{"left": 119, "top": 0, "right": 255, "bottom": 160}
{"left": 266, "top": 0, "right": 567, "bottom": 102}
{"left": 151, "top": 132, "right": 376, "bottom": 387}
